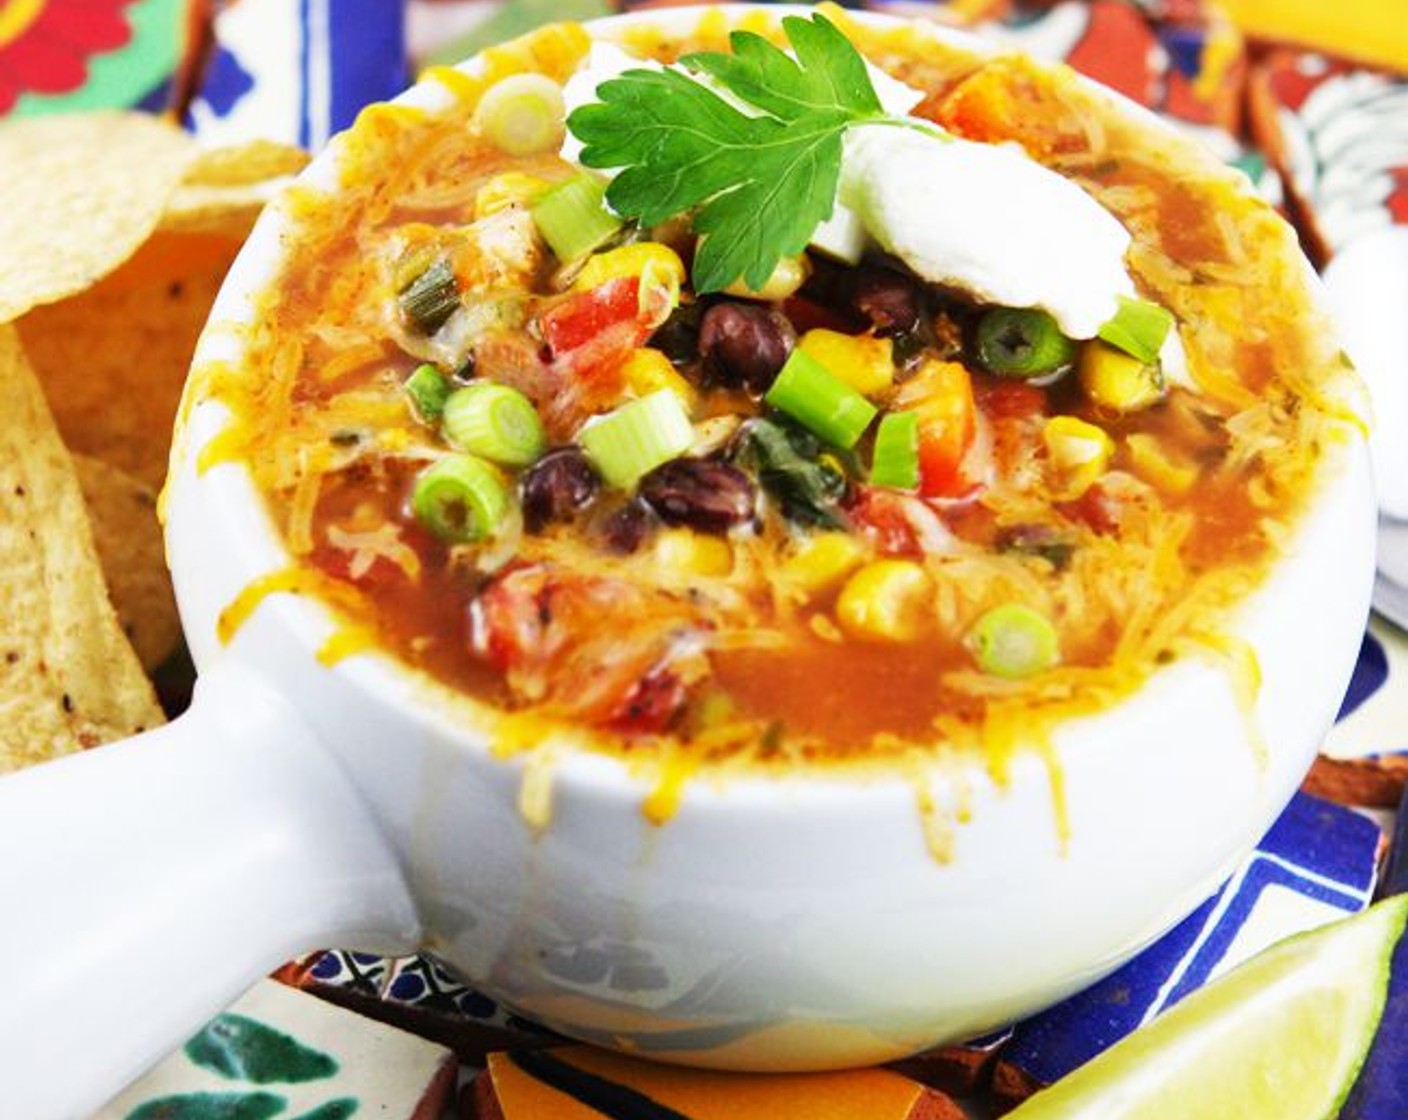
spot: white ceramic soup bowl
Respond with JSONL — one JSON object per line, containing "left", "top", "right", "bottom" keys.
{"left": 0, "top": 6, "right": 1375, "bottom": 1117}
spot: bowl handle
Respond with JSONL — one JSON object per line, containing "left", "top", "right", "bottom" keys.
{"left": 0, "top": 663, "right": 421, "bottom": 1119}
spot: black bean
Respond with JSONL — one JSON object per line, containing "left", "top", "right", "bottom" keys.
{"left": 698, "top": 303, "right": 794, "bottom": 393}
{"left": 849, "top": 264, "right": 922, "bottom": 335}
{"left": 648, "top": 303, "right": 704, "bottom": 369}
{"left": 520, "top": 447, "right": 600, "bottom": 533}
{"left": 600, "top": 498, "right": 658, "bottom": 554}
{"left": 638, "top": 458, "right": 757, "bottom": 534}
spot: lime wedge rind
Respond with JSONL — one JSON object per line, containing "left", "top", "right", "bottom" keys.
{"left": 1007, "top": 894, "right": 1408, "bottom": 1120}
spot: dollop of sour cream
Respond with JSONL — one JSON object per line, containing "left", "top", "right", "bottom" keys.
{"left": 840, "top": 125, "right": 1136, "bottom": 338}
{"left": 560, "top": 42, "right": 1136, "bottom": 339}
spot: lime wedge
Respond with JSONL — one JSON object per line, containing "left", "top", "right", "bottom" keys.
{"left": 1007, "top": 895, "right": 1408, "bottom": 1120}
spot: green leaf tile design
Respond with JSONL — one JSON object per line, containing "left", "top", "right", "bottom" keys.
{"left": 185, "top": 1014, "right": 339, "bottom": 1084}
{"left": 126, "top": 1090, "right": 288, "bottom": 1120}
{"left": 289, "top": 1100, "right": 359, "bottom": 1120}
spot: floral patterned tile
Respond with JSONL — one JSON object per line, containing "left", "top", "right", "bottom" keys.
{"left": 1248, "top": 48, "right": 1408, "bottom": 265}
{"left": 0, "top": 0, "right": 192, "bottom": 119}
{"left": 96, "top": 979, "right": 456, "bottom": 1120}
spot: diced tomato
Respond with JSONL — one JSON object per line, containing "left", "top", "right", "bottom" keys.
{"left": 536, "top": 275, "right": 679, "bottom": 421}
{"left": 978, "top": 379, "right": 1047, "bottom": 420}
{"left": 609, "top": 668, "right": 690, "bottom": 735}
{"left": 781, "top": 294, "right": 865, "bottom": 336}
{"left": 310, "top": 545, "right": 404, "bottom": 588}
{"left": 897, "top": 360, "right": 978, "bottom": 498}
{"left": 1058, "top": 474, "right": 1154, "bottom": 536}
{"left": 470, "top": 564, "right": 706, "bottom": 730}
{"left": 847, "top": 487, "right": 922, "bottom": 556}
{"left": 846, "top": 486, "right": 954, "bottom": 558}
{"left": 539, "top": 276, "right": 644, "bottom": 355}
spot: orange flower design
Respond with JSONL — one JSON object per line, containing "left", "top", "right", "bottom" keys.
{"left": 0, "top": 0, "right": 137, "bottom": 113}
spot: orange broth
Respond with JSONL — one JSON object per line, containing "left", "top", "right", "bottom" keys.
{"left": 202, "top": 14, "right": 1358, "bottom": 771}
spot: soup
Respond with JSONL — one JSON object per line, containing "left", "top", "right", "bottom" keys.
{"left": 196, "top": 9, "right": 1358, "bottom": 778}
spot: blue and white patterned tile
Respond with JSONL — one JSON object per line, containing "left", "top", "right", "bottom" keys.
{"left": 382, "top": 953, "right": 549, "bottom": 1036}
{"left": 994, "top": 791, "right": 1381, "bottom": 1097}
{"left": 286, "top": 949, "right": 558, "bottom": 1065}
{"left": 302, "top": 949, "right": 394, "bottom": 998}
{"left": 186, "top": 0, "right": 409, "bottom": 151}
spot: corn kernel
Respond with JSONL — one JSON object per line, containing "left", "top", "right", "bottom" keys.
{"left": 618, "top": 348, "right": 698, "bottom": 410}
{"left": 723, "top": 254, "right": 813, "bottom": 301}
{"left": 799, "top": 328, "right": 895, "bottom": 397}
{"left": 573, "top": 242, "right": 687, "bottom": 297}
{"left": 653, "top": 528, "right": 733, "bottom": 577}
{"left": 474, "top": 172, "right": 551, "bottom": 218}
{"left": 781, "top": 532, "right": 868, "bottom": 600}
{"left": 1125, "top": 432, "right": 1198, "bottom": 495}
{"left": 1079, "top": 339, "right": 1165, "bottom": 412}
{"left": 835, "top": 559, "right": 932, "bottom": 642}
{"left": 1043, "top": 415, "right": 1113, "bottom": 499}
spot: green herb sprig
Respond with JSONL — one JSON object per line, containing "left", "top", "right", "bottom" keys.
{"left": 566, "top": 14, "right": 934, "bottom": 293}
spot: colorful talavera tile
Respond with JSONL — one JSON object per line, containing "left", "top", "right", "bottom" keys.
{"left": 992, "top": 791, "right": 1381, "bottom": 1103}
{"left": 185, "top": 0, "right": 408, "bottom": 151}
{"left": 1340, "top": 785, "right": 1408, "bottom": 1120}
{"left": 0, "top": 0, "right": 196, "bottom": 118}
{"left": 979, "top": 0, "right": 1246, "bottom": 157}
{"left": 1248, "top": 49, "right": 1408, "bottom": 265}
{"left": 284, "top": 950, "right": 557, "bottom": 1064}
{"left": 96, "top": 979, "right": 456, "bottom": 1120}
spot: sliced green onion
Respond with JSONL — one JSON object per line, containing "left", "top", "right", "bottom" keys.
{"left": 579, "top": 389, "right": 694, "bottom": 489}
{"left": 1098, "top": 295, "right": 1175, "bottom": 365}
{"left": 974, "top": 307, "right": 1077, "bottom": 378}
{"left": 398, "top": 257, "right": 460, "bottom": 336}
{"left": 870, "top": 411, "right": 920, "bottom": 490}
{"left": 764, "top": 349, "right": 877, "bottom": 450}
{"left": 404, "top": 363, "right": 450, "bottom": 423}
{"left": 968, "top": 603, "right": 1060, "bottom": 679}
{"left": 474, "top": 73, "right": 566, "bottom": 156}
{"left": 442, "top": 382, "right": 546, "bottom": 467}
{"left": 531, "top": 174, "right": 623, "bottom": 263}
{"left": 410, "top": 454, "right": 510, "bottom": 544}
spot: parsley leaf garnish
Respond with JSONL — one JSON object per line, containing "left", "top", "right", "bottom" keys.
{"left": 567, "top": 14, "right": 895, "bottom": 293}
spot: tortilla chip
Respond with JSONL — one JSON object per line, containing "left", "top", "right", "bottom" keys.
{"left": 0, "top": 112, "right": 195, "bottom": 323}
{"left": 0, "top": 325, "right": 163, "bottom": 774}
{"left": 15, "top": 229, "right": 246, "bottom": 491}
{"left": 159, "top": 179, "right": 284, "bottom": 238}
{"left": 160, "top": 140, "right": 310, "bottom": 237}
{"left": 183, "top": 139, "right": 310, "bottom": 187}
{"left": 72, "top": 454, "right": 182, "bottom": 674}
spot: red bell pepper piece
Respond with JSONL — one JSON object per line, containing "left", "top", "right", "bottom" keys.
{"left": 539, "top": 276, "right": 644, "bottom": 356}
{"left": 899, "top": 360, "right": 978, "bottom": 498}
